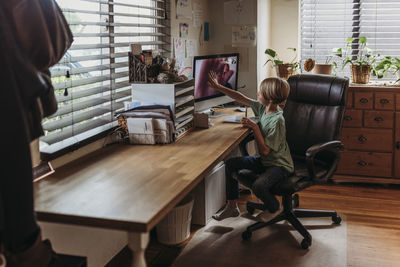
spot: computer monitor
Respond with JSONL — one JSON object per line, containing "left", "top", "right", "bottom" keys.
{"left": 193, "top": 53, "right": 239, "bottom": 112}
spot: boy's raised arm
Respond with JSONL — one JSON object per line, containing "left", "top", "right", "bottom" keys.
{"left": 208, "top": 71, "right": 253, "bottom": 106}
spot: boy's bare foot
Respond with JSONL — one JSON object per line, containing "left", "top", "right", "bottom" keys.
{"left": 212, "top": 205, "right": 240, "bottom": 221}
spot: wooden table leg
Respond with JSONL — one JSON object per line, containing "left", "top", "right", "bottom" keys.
{"left": 127, "top": 232, "right": 149, "bottom": 267}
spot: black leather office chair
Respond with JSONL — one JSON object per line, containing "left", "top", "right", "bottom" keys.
{"left": 238, "top": 74, "right": 349, "bottom": 249}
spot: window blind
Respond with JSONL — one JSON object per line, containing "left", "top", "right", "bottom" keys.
{"left": 301, "top": 0, "right": 400, "bottom": 79}
{"left": 40, "top": 0, "right": 170, "bottom": 155}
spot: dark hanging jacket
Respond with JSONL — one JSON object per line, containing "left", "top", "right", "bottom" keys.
{"left": 0, "top": 0, "right": 73, "bottom": 141}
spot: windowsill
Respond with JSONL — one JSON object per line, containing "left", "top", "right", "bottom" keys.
{"left": 40, "top": 123, "right": 118, "bottom": 168}
{"left": 48, "top": 137, "right": 107, "bottom": 170}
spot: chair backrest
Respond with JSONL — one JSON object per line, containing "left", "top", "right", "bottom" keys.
{"left": 284, "top": 74, "right": 349, "bottom": 158}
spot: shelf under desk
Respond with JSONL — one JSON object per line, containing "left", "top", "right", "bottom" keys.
{"left": 34, "top": 109, "right": 250, "bottom": 267}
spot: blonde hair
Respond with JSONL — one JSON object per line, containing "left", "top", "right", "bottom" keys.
{"left": 259, "top": 77, "right": 290, "bottom": 104}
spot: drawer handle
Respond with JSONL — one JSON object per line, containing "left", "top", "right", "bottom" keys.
{"left": 357, "top": 160, "right": 368, "bottom": 167}
{"left": 396, "top": 141, "right": 400, "bottom": 150}
{"left": 344, "top": 116, "right": 352, "bottom": 121}
{"left": 374, "top": 117, "right": 383, "bottom": 122}
{"left": 358, "top": 135, "right": 367, "bottom": 142}
{"left": 380, "top": 98, "right": 389, "bottom": 104}
{"left": 360, "top": 98, "right": 368, "bottom": 104}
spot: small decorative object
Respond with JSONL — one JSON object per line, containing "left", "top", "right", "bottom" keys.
{"left": 161, "top": 61, "right": 170, "bottom": 71}
{"left": 157, "top": 72, "right": 175, "bottom": 84}
{"left": 147, "top": 64, "right": 162, "bottom": 81}
{"left": 169, "top": 58, "right": 176, "bottom": 72}
{"left": 175, "top": 75, "right": 188, "bottom": 82}
{"left": 265, "top": 47, "right": 300, "bottom": 79}
{"left": 129, "top": 52, "right": 147, "bottom": 83}
{"left": 130, "top": 44, "right": 142, "bottom": 55}
{"left": 304, "top": 58, "right": 315, "bottom": 72}
{"left": 128, "top": 44, "right": 188, "bottom": 84}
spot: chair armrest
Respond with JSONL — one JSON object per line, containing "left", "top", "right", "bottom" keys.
{"left": 305, "top": 140, "right": 343, "bottom": 183}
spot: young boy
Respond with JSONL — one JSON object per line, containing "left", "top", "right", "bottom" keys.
{"left": 207, "top": 71, "right": 294, "bottom": 222}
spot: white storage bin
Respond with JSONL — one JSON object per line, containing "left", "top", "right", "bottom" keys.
{"left": 156, "top": 195, "right": 194, "bottom": 245}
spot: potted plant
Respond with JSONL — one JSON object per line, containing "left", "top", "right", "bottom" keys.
{"left": 373, "top": 56, "right": 400, "bottom": 83}
{"left": 392, "top": 57, "right": 400, "bottom": 83}
{"left": 265, "top": 47, "right": 300, "bottom": 79}
{"left": 333, "top": 37, "right": 378, "bottom": 84}
{"left": 313, "top": 56, "right": 334, "bottom": 75}
{"left": 304, "top": 57, "right": 333, "bottom": 75}
{"left": 371, "top": 56, "right": 392, "bottom": 79}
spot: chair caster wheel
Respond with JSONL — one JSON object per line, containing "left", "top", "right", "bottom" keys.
{"left": 293, "top": 194, "right": 299, "bottom": 208}
{"left": 332, "top": 215, "right": 342, "bottom": 224}
{"left": 242, "top": 230, "right": 252, "bottom": 240}
{"left": 301, "top": 238, "right": 311, "bottom": 249}
{"left": 246, "top": 203, "right": 255, "bottom": 215}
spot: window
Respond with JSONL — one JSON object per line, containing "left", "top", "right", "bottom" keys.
{"left": 301, "top": 0, "right": 400, "bottom": 79}
{"left": 40, "top": 0, "right": 169, "bottom": 157}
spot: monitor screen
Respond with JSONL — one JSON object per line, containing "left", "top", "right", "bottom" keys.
{"left": 193, "top": 53, "right": 239, "bottom": 102}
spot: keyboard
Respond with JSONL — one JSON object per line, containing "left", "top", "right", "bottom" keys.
{"left": 223, "top": 115, "right": 243, "bottom": 123}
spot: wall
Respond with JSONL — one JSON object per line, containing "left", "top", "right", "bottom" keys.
{"left": 205, "top": 0, "right": 299, "bottom": 95}
{"left": 257, "top": 0, "right": 271, "bottom": 86}
{"left": 269, "top": 0, "right": 299, "bottom": 75}
{"left": 207, "top": 0, "right": 258, "bottom": 99}
{"left": 170, "top": 0, "right": 212, "bottom": 56}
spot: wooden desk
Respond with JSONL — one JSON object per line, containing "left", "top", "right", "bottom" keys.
{"left": 34, "top": 111, "right": 249, "bottom": 267}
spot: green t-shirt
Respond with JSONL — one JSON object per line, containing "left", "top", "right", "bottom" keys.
{"left": 250, "top": 100, "right": 294, "bottom": 173}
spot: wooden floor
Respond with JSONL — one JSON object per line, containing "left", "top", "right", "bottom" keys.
{"left": 297, "top": 182, "right": 400, "bottom": 267}
{"left": 108, "top": 182, "right": 400, "bottom": 267}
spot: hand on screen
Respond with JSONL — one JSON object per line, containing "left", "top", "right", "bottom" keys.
{"left": 207, "top": 71, "right": 221, "bottom": 90}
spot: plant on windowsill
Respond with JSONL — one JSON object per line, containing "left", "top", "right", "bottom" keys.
{"left": 372, "top": 56, "right": 400, "bottom": 83}
{"left": 333, "top": 37, "right": 378, "bottom": 84}
{"left": 314, "top": 56, "right": 334, "bottom": 75}
{"left": 265, "top": 48, "right": 300, "bottom": 80}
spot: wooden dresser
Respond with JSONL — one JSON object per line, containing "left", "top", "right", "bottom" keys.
{"left": 334, "top": 84, "right": 400, "bottom": 184}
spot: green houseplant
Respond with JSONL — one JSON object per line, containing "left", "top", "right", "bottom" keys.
{"left": 333, "top": 37, "right": 378, "bottom": 84}
{"left": 373, "top": 56, "right": 400, "bottom": 83}
{"left": 265, "top": 47, "right": 300, "bottom": 79}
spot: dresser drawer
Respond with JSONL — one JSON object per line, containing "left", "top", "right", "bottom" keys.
{"left": 346, "top": 92, "right": 353, "bottom": 108}
{"left": 343, "top": 109, "right": 362, "bottom": 127}
{"left": 375, "top": 93, "right": 394, "bottom": 110}
{"left": 354, "top": 92, "right": 373, "bottom": 109}
{"left": 341, "top": 128, "right": 393, "bottom": 152}
{"left": 396, "top": 94, "right": 400, "bottom": 111}
{"left": 337, "top": 151, "right": 392, "bottom": 177}
{"left": 364, "top": 110, "right": 394, "bottom": 128}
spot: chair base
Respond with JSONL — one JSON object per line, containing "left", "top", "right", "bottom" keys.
{"left": 242, "top": 194, "right": 341, "bottom": 249}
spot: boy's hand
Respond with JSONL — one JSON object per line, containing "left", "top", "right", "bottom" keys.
{"left": 241, "top": 117, "right": 257, "bottom": 130}
{"left": 207, "top": 71, "right": 221, "bottom": 90}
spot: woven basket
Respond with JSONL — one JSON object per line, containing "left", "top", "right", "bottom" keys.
{"left": 351, "top": 64, "right": 371, "bottom": 84}
{"left": 276, "top": 64, "right": 295, "bottom": 80}
{"left": 128, "top": 52, "right": 147, "bottom": 83}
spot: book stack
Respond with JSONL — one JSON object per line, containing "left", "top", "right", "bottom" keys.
{"left": 116, "top": 104, "right": 175, "bottom": 145}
